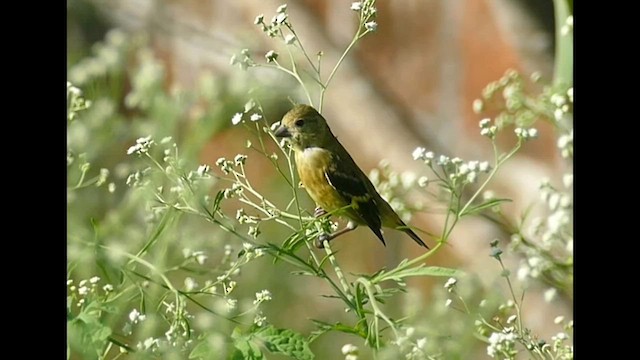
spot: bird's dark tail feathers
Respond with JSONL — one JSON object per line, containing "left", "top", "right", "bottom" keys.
{"left": 405, "top": 228, "right": 428, "bottom": 248}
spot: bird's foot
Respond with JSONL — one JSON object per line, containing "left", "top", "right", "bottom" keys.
{"left": 315, "top": 233, "right": 331, "bottom": 248}
{"left": 314, "top": 206, "right": 328, "bottom": 218}
{"left": 314, "top": 221, "right": 357, "bottom": 249}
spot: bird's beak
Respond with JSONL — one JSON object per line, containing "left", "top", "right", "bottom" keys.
{"left": 274, "top": 125, "right": 291, "bottom": 138}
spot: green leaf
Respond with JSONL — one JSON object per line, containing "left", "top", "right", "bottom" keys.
{"left": 376, "top": 266, "right": 464, "bottom": 283}
{"left": 255, "top": 325, "right": 315, "bottom": 360}
{"left": 460, "top": 198, "right": 511, "bottom": 217}
{"left": 231, "top": 340, "right": 264, "bottom": 360}
{"left": 190, "top": 339, "right": 213, "bottom": 359}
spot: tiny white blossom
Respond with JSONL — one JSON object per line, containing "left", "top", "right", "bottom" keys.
{"left": 443, "top": 277, "right": 457, "bottom": 291}
{"left": 416, "top": 337, "right": 427, "bottom": 349}
{"left": 284, "top": 34, "right": 296, "bottom": 45}
{"left": 226, "top": 298, "right": 238, "bottom": 311}
{"left": 234, "top": 154, "right": 248, "bottom": 165}
{"left": 272, "top": 12, "right": 287, "bottom": 25}
{"left": 197, "top": 164, "right": 210, "bottom": 176}
{"left": 276, "top": 4, "right": 287, "bottom": 13}
{"left": 254, "top": 289, "right": 273, "bottom": 304}
{"left": 479, "top": 118, "right": 491, "bottom": 128}
{"left": 193, "top": 251, "right": 207, "bottom": 265}
{"left": 142, "top": 337, "right": 157, "bottom": 350}
{"left": 78, "top": 286, "right": 89, "bottom": 296}
{"left": 254, "top": 312, "right": 267, "bottom": 326}
{"left": 231, "top": 112, "right": 243, "bottom": 125}
{"left": 250, "top": 113, "right": 262, "bottom": 121}
{"left": 507, "top": 315, "right": 517, "bottom": 324}
{"left": 563, "top": 173, "right": 573, "bottom": 188}
{"left": 103, "top": 284, "right": 114, "bottom": 292}
{"left": 412, "top": 147, "right": 426, "bottom": 160}
{"left": 129, "top": 309, "right": 141, "bottom": 323}
{"left": 445, "top": 299, "right": 452, "bottom": 307}
{"left": 184, "top": 277, "right": 198, "bottom": 291}
{"left": 554, "top": 108, "right": 564, "bottom": 121}
{"left": 478, "top": 161, "right": 490, "bottom": 172}
{"left": 554, "top": 316, "right": 565, "bottom": 324}
{"left": 254, "top": 14, "right": 264, "bottom": 25}
{"left": 265, "top": 50, "right": 279, "bottom": 63}
{"left": 342, "top": 343, "right": 359, "bottom": 355}
{"left": 417, "top": 176, "right": 429, "bottom": 188}
{"left": 89, "top": 276, "right": 100, "bottom": 284}
{"left": 528, "top": 128, "right": 538, "bottom": 138}
{"left": 365, "top": 21, "right": 377, "bottom": 32}
{"left": 544, "top": 288, "right": 557, "bottom": 302}
{"left": 350, "top": 2, "right": 362, "bottom": 11}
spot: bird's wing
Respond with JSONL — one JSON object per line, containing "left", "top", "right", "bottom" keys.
{"left": 325, "top": 152, "right": 386, "bottom": 245}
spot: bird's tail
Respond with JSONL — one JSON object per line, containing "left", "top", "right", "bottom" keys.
{"left": 398, "top": 224, "right": 429, "bottom": 248}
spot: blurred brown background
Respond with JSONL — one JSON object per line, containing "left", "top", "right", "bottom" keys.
{"left": 68, "top": 0, "right": 570, "bottom": 352}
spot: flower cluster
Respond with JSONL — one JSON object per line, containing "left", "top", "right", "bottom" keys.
{"left": 413, "top": 147, "right": 491, "bottom": 187}
{"left": 486, "top": 330, "right": 518, "bottom": 358}
{"left": 67, "top": 82, "right": 92, "bottom": 122}
{"left": 231, "top": 99, "right": 264, "bottom": 125}
{"left": 351, "top": 1, "right": 378, "bottom": 33}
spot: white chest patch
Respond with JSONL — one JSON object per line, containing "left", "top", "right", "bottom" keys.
{"left": 301, "top": 147, "right": 331, "bottom": 167}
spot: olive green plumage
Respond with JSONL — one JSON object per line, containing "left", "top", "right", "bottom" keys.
{"left": 274, "top": 104, "right": 428, "bottom": 248}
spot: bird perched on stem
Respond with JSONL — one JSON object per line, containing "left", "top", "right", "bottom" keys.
{"left": 274, "top": 104, "right": 428, "bottom": 249}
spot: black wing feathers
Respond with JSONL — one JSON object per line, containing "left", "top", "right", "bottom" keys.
{"left": 325, "top": 153, "right": 386, "bottom": 245}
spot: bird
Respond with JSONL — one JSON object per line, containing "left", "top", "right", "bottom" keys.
{"left": 273, "top": 104, "right": 428, "bottom": 249}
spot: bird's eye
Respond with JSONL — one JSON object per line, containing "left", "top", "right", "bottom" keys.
{"left": 294, "top": 119, "right": 305, "bottom": 127}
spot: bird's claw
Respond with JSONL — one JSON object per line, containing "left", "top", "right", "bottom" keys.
{"left": 314, "top": 206, "right": 328, "bottom": 218}
{"left": 316, "top": 233, "right": 331, "bottom": 248}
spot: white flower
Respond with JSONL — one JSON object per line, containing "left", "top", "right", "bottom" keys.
{"left": 342, "top": 343, "right": 359, "bottom": 355}
{"left": 226, "top": 298, "right": 237, "bottom": 311}
{"left": 365, "top": 21, "right": 377, "bottom": 32}
{"left": 265, "top": 50, "right": 279, "bottom": 63}
{"left": 544, "top": 288, "right": 557, "bottom": 302}
{"left": 184, "top": 277, "right": 198, "bottom": 291}
{"left": 78, "top": 286, "right": 89, "bottom": 296}
{"left": 443, "top": 277, "right": 457, "bottom": 291}
{"left": 254, "top": 14, "right": 264, "bottom": 25}
{"left": 478, "top": 161, "right": 490, "bottom": 172}
{"left": 350, "top": 2, "right": 362, "bottom": 11}
{"left": 103, "top": 284, "right": 114, "bottom": 292}
{"left": 412, "top": 147, "right": 426, "bottom": 160}
{"left": 416, "top": 337, "right": 427, "bottom": 349}
{"left": 417, "top": 176, "right": 429, "bottom": 188}
{"left": 129, "top": 309, "right": 142, "bottom": 323}
{"left": 554, "top": 316, "right": 565, "bottom": 324}
{"left": 276, "top": 4, "right": 287, "bottom": 13}
{"left": 231, "top": 112, "right": 243, "bottom": 125}
{"left": 250, "top": 113, "right": 262, "bottom": 122}
{"left": 254, "top": 289, "right": 272, "bottom": 304}
{"left": 197, "top": 164, "right": 210, "bottom": 176}
{"left": 284, "top": 34, "right": 296, "bottom": 45}
{"left": 479, "top": 118, "right": 491, "bottom": 128}
{"left": 506, "top": 315, "right": 517, "bottom": 324}
{"left": 89, "top": 276, "right": 100, "bottom": 284}
{"left": 445, "top": 299, "right": 452, "bottom": 307}
{"left": 234, "top": 154, "right": 248, "bottom": 165}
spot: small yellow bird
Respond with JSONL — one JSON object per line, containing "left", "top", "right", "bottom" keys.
{"left": 274, "top": 104, "right": 428, "bottom": 249}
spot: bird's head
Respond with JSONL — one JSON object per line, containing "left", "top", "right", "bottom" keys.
{"left": 274, "top": 104, "right": 333, "bottom": 150}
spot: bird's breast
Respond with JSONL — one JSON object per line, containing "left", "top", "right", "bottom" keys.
{"left": 295, "top": 147, "right": 348, "bottom": 211}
